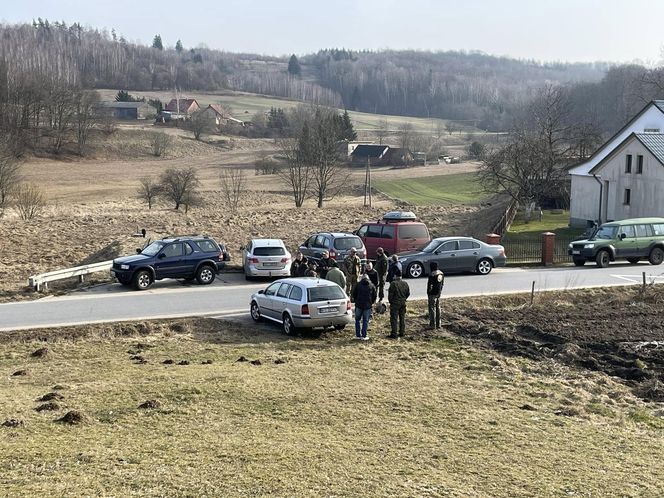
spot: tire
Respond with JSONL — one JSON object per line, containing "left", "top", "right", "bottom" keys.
{"left": 245, "top": 274, "right": 253, "bottom": 281}
{"left": 595, "top": 250, "right": 610, "bottom": 268}
{"left": 132, "top": 270, "right": 153, "bottom": 291}
{"left": 476, "top": 258, "right": 493, "bottom": 275}
{"left": 250, "top": 301, "right": 262, "bottom": 322}
{"left": 334, "top": 324, "right": 346, "bottom": 331}
{"left": 627, "top": 257, "right": 640, "bottom": 265}
{"left": 282, "top": 314, "right": 297, "bottom": 336}
{"left": 407, "top": 262, "right": 424, "bottom": 278}
{"left": 648, "top": 247, "right": 664, "bottom": 266}
{"left": 196, "top": 265, "right": 216, "bottom": 285}
{"left": 573, "top": 258, "right": 586, "bottom": 267}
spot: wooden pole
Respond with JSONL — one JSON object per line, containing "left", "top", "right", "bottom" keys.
{"left": 530, "top": 280, "right": 535, "bottom": 305}
{"left": 642, "top": 271, "right": 647, "bottom": 292}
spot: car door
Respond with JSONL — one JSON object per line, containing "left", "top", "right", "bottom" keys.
{"left": 242, "top": 241, "right": 252, "bottom": 272}
{"left": 615, "top": 225, "right": 638, "bottom": 258}
{"left": 434, "top": 240, "right": 460, "bottom": 272}
{"left": 287, "top": 284, "right": 304, "bottom": 319}
{"left": 258, "top": 282, "right": 282, "bottom": 319}
{"left": 635, "top": 224, "right": 654, "bottom": 255}
{"left": 274, "top": 283, "right": 292, "bottom": 318}
{"left": 299, "top": 235, "right": 317, "bottom": 260}
{"left": 456, "top": 240, "right": 481, "bottom": 271}
{"left": 155, "top": 242, "right": 185, "bottom": 278}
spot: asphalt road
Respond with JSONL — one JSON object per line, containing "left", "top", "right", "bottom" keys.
{"left": 1, "top": 263, "right": 664, "bottom": 331}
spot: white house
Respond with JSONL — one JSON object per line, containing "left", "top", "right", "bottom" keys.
{"left": 569, "top": 100, "right": 664, "bottom": 227}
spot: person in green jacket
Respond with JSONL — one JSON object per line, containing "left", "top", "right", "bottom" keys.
{"left": 343, "top": 247, "right": 361, "bottom": 299}
{"left": 325, "top": 265, "right": 347, "bottom": 292}
{"left": 387, "top": 268, "right": 410, "bottom": 338}
{"left": 374, "top": 247, "right": 389, "bottom": 302}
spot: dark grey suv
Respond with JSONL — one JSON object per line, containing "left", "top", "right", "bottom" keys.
{"left": 299, "top": 232, "right": 367, "bottom": 266}
{"left": 111, "top": 236, "right": 230, "bottom": 290}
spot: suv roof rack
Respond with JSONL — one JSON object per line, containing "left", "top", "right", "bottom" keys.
{"left": 161, "top": 234, "right": 211, "bottom": 241}
{"left": 381, "top": 211, "right": 419, "bottom": 223}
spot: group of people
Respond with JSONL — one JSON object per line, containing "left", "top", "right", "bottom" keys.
{"left": 290, "top": 247, "right": 445, "bottom": 341}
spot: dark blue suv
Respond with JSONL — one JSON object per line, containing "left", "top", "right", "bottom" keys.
{"left": 111, "top": 236, "right": 230, "bottom": 290}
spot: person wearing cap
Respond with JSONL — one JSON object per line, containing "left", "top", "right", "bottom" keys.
{"left": 387, "top": 267, "right": 410, "bottom": 338}
{"left": 343, "top": 247, "right": 362, "bottom": 299}
{"left": 318, "top": 250, "right": 337, "bottom": 279}
{"left": 427, "top": 261, "right": 445, "bottom": 329}
{"left": 352, "top": 274, "right": 377, "bottom": 340}
{"left": 374, "top": 247, "right": 389, "bottom": 301}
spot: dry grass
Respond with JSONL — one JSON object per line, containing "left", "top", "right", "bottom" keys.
{"left": 0, "top": 311, "right": 662, "bottom": 497}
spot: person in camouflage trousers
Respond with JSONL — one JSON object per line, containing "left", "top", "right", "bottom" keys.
{"left": 374, "top": 247, "right": 389, "bottom": 302}
{"left": 343, "top": 247, "right": 362, "bottom": 299}
{"left": 387, "top": 268, "right": 410, "bottom": 338}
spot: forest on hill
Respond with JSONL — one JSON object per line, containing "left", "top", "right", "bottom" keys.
{"left": 1, "top": 19, "right": 664, "bottom": 133}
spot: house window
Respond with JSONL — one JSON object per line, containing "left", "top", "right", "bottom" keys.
{"left": 624, "top": 188, "right": 631, "bottom": 205}
{"left": 625, "top": 155, "right": 632, "bottom": 173}
{"left": 637, "top": 155, "right": 643, "bottom": 174}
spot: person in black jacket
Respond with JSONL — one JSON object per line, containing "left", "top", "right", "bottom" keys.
{"left": 352, "top": 274, "right": 377, "bottom": 340}
{"left": 317, "top": 250, "right": 337, "bottom": 279}
{"left": 291, "top": 252, "right": 308, "bottom": 277}
{"left": 363, "top": 262, "right": 379, "bottom": 300}
{"left": 427, "top": 261, "right": 445, "bottom": 329}
{"left": 386, "top": 254, "right": 402, "bottom": 283}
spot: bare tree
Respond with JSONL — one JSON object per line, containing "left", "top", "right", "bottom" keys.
{"left": 219, "top": 168, "right": 247, "bottom": 215}
{"left": 278, "top": 138, "right": 310, "bottom": 208}
{"left": 186, "top": 110, "right": 214, "bottom": 140}
{"left": 0, "top": 144, "right": 22, "bottom": 216}
{"left": 14, "top": 182, "right": 45, "bottom": 220}
{"left": 375, "top": 118, "right": 389, "bottom": 145}
{"left": 159, "top": 167, "right": 201, "bottom": 210}
{"left": 445, "top": 121, "right": 458, "bottom": 135}
{"left": 397, "top": 122, "right": 414, "bottom": 150}
{"left": 137, "top": 176, "right": 162, "bottom": 209}
{"left": 148, "top": 131, "right": 172, "bottom": 157}
{"left": 74, "top": 90, "right": 101, "bottom": 155}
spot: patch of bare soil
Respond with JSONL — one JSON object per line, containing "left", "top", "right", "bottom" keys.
{"left": 37, "top": 392, "right": 64, "bottom": 402}
{"left": 35, "top": 402, "right": 60, "bottom": 412}
{"left": 57, "top": 410, "right": 87, "bottom": 425}
{"left": 138, "top": 399, "right": 161, "bottom": 410}
{"left": 2, "top": 419, "right": 24, "bottom": 428}
{"left": 442, "top": 287, "right": 664, "bottom": 401}
{"left": 30, "top": 348, "right": 49, "bottom": 358}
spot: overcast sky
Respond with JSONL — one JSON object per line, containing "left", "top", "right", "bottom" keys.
{"left": 2, "top": 0, "right": 663, "bottom": 63}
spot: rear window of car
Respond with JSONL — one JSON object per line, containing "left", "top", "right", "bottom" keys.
{"left": 459, "top": 240, "right": 480, "bottom": 250}
{"left": 289, "top": 285, "right": 303, "bottom": 301}
{"left": 307, "top": 285, "right": 346, "bottom": 302}
{"left": 398, "top": 224, "right": 429, "bottom": 239}
{"left": 654, "top": 224, "right": 664, "bottom": 236}
{"left": 195, "top": 240, "right": 219, "bottom": 252}
{"left": 254, "top": 246, "right": 286, "bottom": 256}
{"left": 333, "top": 237, "right": 363, "bottom": 250}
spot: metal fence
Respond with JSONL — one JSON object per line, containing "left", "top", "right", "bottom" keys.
{"left": 501, "top": 234, "right": 577, "bottom": 265}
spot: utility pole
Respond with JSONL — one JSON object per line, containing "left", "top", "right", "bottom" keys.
{"left": 364, "top": 156, "right": 372, "bottom": 207}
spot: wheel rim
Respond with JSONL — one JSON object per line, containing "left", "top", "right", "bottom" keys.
{"left": 137, "top": 273, "right": 151, "bottom": 289}
{"left": 478, "top": 260, "right": 491, "bottom": 274}
{"left": 199, "top": 267, "right": 213, "bottom": 283}
{"left": 409, "top": 263, "right": 422, "bottom": 278}
{"left": 283, "top": 316, "right": 292, "bottom": 335}
{"left": 600, "top": 253, "right": 609, "bottom": 266}
{"left": 250, "top": 302, "right": 260, "bottom": 321}
{"left": 653, "top": 249, "right": 663, "bottom": 264}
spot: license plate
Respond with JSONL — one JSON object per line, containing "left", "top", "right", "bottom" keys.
{"left": 263, "top": 262, "right": 280, "bottom": 267}
{"left": 572, "top": 250, "right": 580, "bottom": 255}
{"left": 319, "top": 306, "right": 337, "bottom": 314}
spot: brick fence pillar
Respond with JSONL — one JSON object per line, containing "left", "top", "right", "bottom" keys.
{"left": 541, "top": 232, "right": 555, "bottom": 265}
{"left": 485, "top": 233, "right": 501, "bottom": 245}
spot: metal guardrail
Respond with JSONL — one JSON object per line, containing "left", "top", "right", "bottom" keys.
{"left": 28, "top": 260, "right": 113, "bottom": 291}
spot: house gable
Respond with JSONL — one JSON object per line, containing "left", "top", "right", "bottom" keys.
{"left": 590, "top": 132, "right": 664, "bottom": 175}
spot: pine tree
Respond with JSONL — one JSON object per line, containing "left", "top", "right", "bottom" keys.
{"left": 341, "top": 110, "right": 357, "bottom": 140}
{"left": 152, "top": 34, "right": 163, "bottom": 50}
{"left": 175, "top": 39, "right": 183, "bottom": 53}
{"left": 288, "top": 54, "right": 301, "bottom": 76}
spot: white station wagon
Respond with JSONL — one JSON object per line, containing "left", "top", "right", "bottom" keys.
{"left": 242, "top": 238, "right": 292, "bottom": 279}
{"left": 250, "top": 277, "right": 352, "bottom": 334}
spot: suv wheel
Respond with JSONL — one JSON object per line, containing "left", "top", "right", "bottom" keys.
{"left": 476, "top": 258, "right": 493, "bottom": 275}
{"left": 196, "top": 265, "right": 216, "bottom": 285}
{"left": 407, "top": 262, "right": 424, "bottom": 278}
{"left": 573, "top": 258, "right": 586, "bottom": 267}
{"left": 250, "top": 301, "right": 262, "bottom": 322}
{"left": 648, "top": 247, "right": 664, "bottom": 266}
{"left": 595, "top": 250, "right": 610, "bottom": 268}
{"left": 133, "top": 270, "right": 153, "bottom": 291}
{"left": 283, "top": 314, "right": 296, "bottom": 335}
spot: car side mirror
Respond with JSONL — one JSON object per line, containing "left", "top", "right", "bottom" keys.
{"left": 240, "top": 245, "right": 246, "bottom": 251}
{"left": 136, "top": 248, "right": 142, "bottom": 254}
{"left": 258, "top": 290, "right": 264, "bottom": 294}
{"left": 620, "top": 233, "right": 626, "bottom": 240}
{"left": 158, "top": 253, "right": 166, "bottom": 259}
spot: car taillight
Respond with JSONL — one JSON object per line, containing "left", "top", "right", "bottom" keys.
{"left": 301, "top": 304, "right": 310, "bottom": 315}
{"left": 249, "top": 257, "right": 259, "bottom": 264}
{"left": 498, "top": 246, "right": 505, "bottom": 257}
{"left": 281, "top": 257, "right": 290, "bottom": 263}
{"left": 346, "top": 300, "right": 352, "bottom": 311}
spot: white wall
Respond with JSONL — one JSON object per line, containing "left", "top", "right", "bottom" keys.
{"left": 569, "top": 175, "right": 601, "bottom": 227}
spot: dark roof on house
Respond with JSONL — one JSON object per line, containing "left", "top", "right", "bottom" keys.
{"left": 653, "top": 100, "right": 664, "bottom": 114}
{"left": 206, "top": 104, "right": 224, "bottom": 116}
{"left": 351, "top": 145, "right": 389, "bottom": 158}
{"left": 164, "top": 98, "right": 199, "bottom": 112}
{"left": 98, "top": 101, "right": 151, "bottom": 109}
{"left": 590, "top": 132, "right": 664, "bottom": 174}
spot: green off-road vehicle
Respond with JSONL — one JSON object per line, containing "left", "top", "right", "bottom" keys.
{"left": 568, "top": 217, "right": 664, "bottom": 268}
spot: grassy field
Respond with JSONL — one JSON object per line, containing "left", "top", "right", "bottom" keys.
{"left": 1, "top": 296, "right": 662, "bottom": 497}
{"left": 508, "top": 210, "right": 584, "bottom": 239}
{"left": 373, "top": 172, "right": 487, "bottom": 205}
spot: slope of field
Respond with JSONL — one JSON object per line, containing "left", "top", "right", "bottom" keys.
{"left": 374, "top": 172, "right": 486, "bottom": 205}
{"left": 1, "top": 292, "right": 662, "bottom": 497}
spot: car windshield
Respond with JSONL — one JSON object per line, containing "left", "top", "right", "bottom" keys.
{"left": 254, "top": 246, "right": 286, "bottom": 256}
{"left": 141, "top": 241, "right": 166, "bottom": 256}
{"left": 333, "top": 237, "right": 363, "bottom": 250}
{"left": 591, "top": 225, "right": 617, "bottom": 240}
{"left": 419, "top": 240, "right": 441, "bottom": 252}
{"left": 308, "top": 285, "right": 346, "bottom": 302}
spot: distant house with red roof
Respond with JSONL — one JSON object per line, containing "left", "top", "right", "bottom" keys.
{"left": 164, "top": 98, "right": 200, "bottom": 114}
{"left": 202, "top": 104, "right": 244, "bottom": 126}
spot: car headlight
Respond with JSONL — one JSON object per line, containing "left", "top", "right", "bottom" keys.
{"left": 583, "top": 244, "right": 594, "bottom": 249}
{"left": 568, "top": 243, "right": 573, "bottom": 249}
{"left": 120, "top": 264, "right": 130, "bottom": 270}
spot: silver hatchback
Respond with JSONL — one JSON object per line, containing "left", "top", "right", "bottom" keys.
{"left": 250, "top": 277, "right": 353, "bottom": 334}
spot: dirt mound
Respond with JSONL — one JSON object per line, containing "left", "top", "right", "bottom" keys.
{"left": 138, "top": 399, "right": 161, "bottom": 409}
{"left": 201, "top": 359, "right": 213, "bottom": 365}
{"left": 274, "top": 358, "right": 287, "bottom": 365}
{"left": 31, "top": 347, "right": 49, "bottom": 358}
{"left": 2, "top": 419, "right": 24, "bottom": 428}
{"left": 36, "top": 402, "right": 60, "bottom": 412}
{"left": 250, "top": 359, "right": 262, "bottom": 366}
{"left": 235, "top": 356, "right": 248, "bottom": 363}
{"left": 37, "top": 392, "right": 64, "bottom": 402}
{"left": 57, "top": 411, "right": 87, "bottom": 425}
{"left": 162, "top": 359, "right": 174, "bottom": 364}
{"left": 52, "top": 384, "right": 68, "bottom": 390}
{"left": 177, "top": 360, "right": 190, "bottom": 366}
{"left": 11, "top": 370, "right": 29, "bottom": 376}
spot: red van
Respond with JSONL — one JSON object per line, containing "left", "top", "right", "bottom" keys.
{"left": 357, "top": 211, "right": 431, "bottom": 259}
